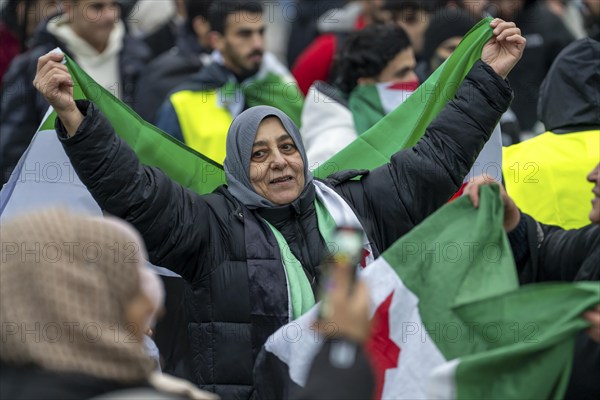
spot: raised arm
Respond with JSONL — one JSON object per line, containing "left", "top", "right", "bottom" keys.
{"left": 33, "top": 52, "right": 212, "bottom": 283}
{"left": 402, "top": 19, "right": 523, "bottom": 215}
{"left": 355, "top": 20, "right": 523, "bottom": 228}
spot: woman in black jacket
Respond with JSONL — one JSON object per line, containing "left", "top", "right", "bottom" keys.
{"left": 32, "top": 19, "right": 525, "bottom": 399}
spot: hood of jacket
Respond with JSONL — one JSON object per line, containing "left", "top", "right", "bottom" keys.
{"left": 537, "top": 37, "right": 600, "bottom": 133}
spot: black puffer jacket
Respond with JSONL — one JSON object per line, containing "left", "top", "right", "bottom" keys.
{"left": 57, "top": 61, "right": 512, "bottom": 399}
{"left": 0, "top": 17, "right": 150, "bottom": 185}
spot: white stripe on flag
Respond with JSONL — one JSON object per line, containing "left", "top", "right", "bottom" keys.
{"left": 0, "top": 128, "right": 102, "bottom": 220}
{"left": 426, "top": 359, "right": 459, "bottom": 399}
{"left": 263, "top": 256, "right": 448, "bottom": 399}
{"left": 264, "top": 307, "right": 323, "bottom": 386}
{"left": 361, "top": 258, "right": 446, "bottom": 399}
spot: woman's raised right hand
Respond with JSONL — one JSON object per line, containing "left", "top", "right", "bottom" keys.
{"left": 33, "top": 52, "right": 83, "bottom": 136}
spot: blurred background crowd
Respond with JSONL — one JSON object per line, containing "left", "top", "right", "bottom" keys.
{"left": 1, "top": 0, "right": 599, "bottom": 186}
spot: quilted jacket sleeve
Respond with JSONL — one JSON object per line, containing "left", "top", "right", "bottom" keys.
{"left": 334, "top": 61, "right": 513, "bottom": 251}
{"left": 513, "top": 214, "right": 599, "bottom": 283}
{"left": 57, "top": 101, "right": 213, "bottom": 283}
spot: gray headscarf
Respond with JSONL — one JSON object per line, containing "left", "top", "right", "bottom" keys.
{"left": 224, "top": 106, "right": 313, "bottom": 209}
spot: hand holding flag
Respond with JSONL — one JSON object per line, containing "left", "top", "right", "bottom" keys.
{"left": 482, "top": 19, "right": 526, "bottom": 79}
{"left": 463, "top": 175, "right": 521, "bottom": 232}
{"left": 33, "top": 52, "right": 82, "bottom": 135}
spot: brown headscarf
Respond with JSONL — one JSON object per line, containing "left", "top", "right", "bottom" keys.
{"left": 0, "top": 208, "right": 154, "bottom": 383}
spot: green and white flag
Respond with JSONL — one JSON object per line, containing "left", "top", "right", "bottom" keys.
{"left": 242, "top": 53, "right": 305, "bottom": 127}
{"left": 349, "top": 80, "right": 419, "bottom": 135}
{"left": 0, "top": 49, "right": 226, "bottom": 221}
{"left": 313, "top": 17, "right": 496, "bottom": 179}
{"left": 257, "top": 185, "right": 599, "bottom": 399}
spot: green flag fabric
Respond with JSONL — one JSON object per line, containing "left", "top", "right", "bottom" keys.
{"left": 58, "top": 19, "right": 494, "bottom": 191}
{"left": 58, "top": 54, "right": 226, "bottom": 195}
{"left": 348, "top": 80, "right": 419, "bottom": 135}
{"left": 313, "top": 17, "right": 494, "bottom": 179}
{"left": 261, "top": 185, "right": 599, "bottom": 399}
{"left": 60, "top": 52, "right": 304, "bottom": 194}
{"left": 243, "top": 72, "right": 305, "bottom": 127}
{"left": 379, "top": 184, "right": 598, "bottom": 398}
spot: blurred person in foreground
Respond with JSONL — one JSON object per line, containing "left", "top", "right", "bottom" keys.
{"left": 464, "top": 163, "right": 600, "bottom": 399}
{"left": 0, "top": 209, "right": 216, "bottom": 400}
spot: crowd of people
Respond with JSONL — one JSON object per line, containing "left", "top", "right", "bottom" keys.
{"left": 1, "top": 0, "right": 599, "bottom": 399}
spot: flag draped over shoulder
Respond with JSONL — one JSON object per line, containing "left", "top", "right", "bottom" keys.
{"left": 254, "top": 186, "right": 599, "bottom": 399}
{"left": 313, "top": 17, "right": 494, "bottom": 179}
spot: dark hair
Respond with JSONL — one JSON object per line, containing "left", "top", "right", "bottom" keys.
{"left": 185, "top": 0, "right": 212, "bottom": 34}
{"left": 334, "top": 24, "right": 412, "bottom": 94}
{"left": 208, "top": 0, "right": 263, "bottom": 35}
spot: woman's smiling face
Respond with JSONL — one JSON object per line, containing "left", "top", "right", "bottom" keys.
{"left": 249, "top": 117, "right": 305, "bottom": 205}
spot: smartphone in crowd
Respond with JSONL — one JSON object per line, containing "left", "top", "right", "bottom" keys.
{"left": 318, "top": 226, "right": 364, "bottom": 320}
